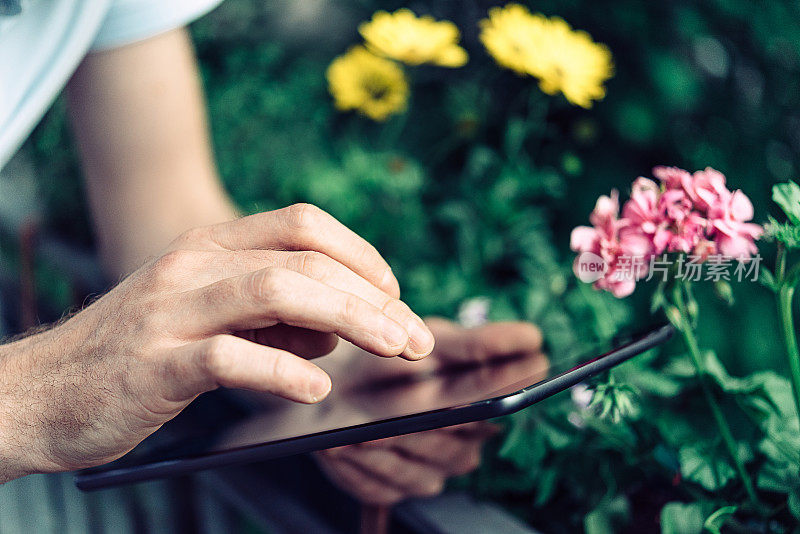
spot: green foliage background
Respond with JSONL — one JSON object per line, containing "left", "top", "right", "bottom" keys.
{"left": 23, "top": 0, "right": 800, "bottom": 532}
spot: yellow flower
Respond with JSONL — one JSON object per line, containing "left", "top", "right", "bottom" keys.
{"left": 531, "top": 17, "right": 613, "bottom": 108}
{"left": 479, "top": 4, "right": 614, "bottom": 108}
{"left": 479, "top": 4, "right": 548, "bottom": 75}
{"left": 326, "top": 46, "right": 409, "bottom": 121}
{"left": 359, "top": 9, "right": 468, "bottom": 67}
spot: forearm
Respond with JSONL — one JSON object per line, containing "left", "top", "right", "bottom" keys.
{"left": 67, "top": 28, "right": 237, "bottom": 278}
{"left": 0, "top": 346, "right": 27, "bottom": 483}
{"left": 0, "top": 332, "right": 58, "bottom": 483}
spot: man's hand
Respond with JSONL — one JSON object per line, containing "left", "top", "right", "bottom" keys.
{"left": 315, "top": 318, "right": 545, "bottom": 505}
{"left": 0, "top": 204, "right": 434, "bottom": 482}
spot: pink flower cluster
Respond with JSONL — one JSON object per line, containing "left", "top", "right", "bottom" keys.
{"left": 571, "top": 166, "right": 763, "bottom": 297}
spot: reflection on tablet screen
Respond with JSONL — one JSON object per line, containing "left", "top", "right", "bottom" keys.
{"left": 109, "top": 346, "right": 555, "bottom": 468}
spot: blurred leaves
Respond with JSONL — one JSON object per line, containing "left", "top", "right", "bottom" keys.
{"left": 660, "top": 502, "right": 705, "bottom": 534}
{"left": 772, "top": 181, "right": 800, "bottom": 226}
{"left": 678, "top": 443, "right": 740, "bottom": 491}
{"left": 584, "top": 496, "right": 630, "bottom": 534}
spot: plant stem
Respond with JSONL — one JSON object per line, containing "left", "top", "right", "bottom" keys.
{"left": 671, "top": 283, "right": 760, "bottom": 508}
{"left": 777, "top": 284, "right": 800, "bottom": 424}
{"left": 774, "top": 244, "right": 800, "bottom": 425}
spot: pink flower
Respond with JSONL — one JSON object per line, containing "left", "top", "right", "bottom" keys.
{"left": 707, "top": 189, "right": 763, "bottom": 258}
{"left": 571, "top": 191, "right": 652, "bottom": 298}
{"left": 654, "top": 189, "right": 707, "bottom": 253}
{"left": 649, "top": 166, "right": 761, "bottom": 258}
{"left": 572, "top": 165, "right": 763, "bottom": 298}
{"left": 653, "top": 166, "right": 692, "bottom": 191}
{"left": 571, "top": 191, "right": 621, "bottom": 260}
{"left": 622, "top": 178, "right": 660, "bottom": 235}
{"left": 655, "top": 166, "right": 731, "bottom": 215}
{"left": 685, "top": 167, "right": 729, "bottom": 213}
{"left": 622, "top": 177, "right": 706, "bottom": 255}
{"left": 594, "top": 231, "right": 651, "bottom": 297}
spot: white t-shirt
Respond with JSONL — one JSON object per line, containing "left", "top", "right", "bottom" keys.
{"left": 0, "top": 0, "right": 223, "bottom": 171}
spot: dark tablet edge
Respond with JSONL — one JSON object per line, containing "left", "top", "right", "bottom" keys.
{"left": 75, "top": 324, "right": 674, "bottom": 491}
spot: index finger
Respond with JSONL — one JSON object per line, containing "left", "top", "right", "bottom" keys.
{"left": 207, "top": 204, "right": 400, "bottom": 297}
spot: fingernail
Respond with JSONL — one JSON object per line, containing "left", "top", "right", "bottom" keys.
{"left": 309, "top": 369, "right": 331, "bottom": 402}
{"left": 381, "top": 267, "right": 400, "bottom": 296}
{"left": 381, "top": 316, "right": 408, "bottom": 350}
{"left": 406, "top": 316, "right": 435, "bottom": 358}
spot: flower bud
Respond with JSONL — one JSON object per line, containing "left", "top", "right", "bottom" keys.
{"left": 665, "top": 306, "right": 684, "bottom": 329}
{"left": 714, "top": 280, "right": 735, "bottom": 306}
{"left": 686, "top": 299, "right": 699, "bottom": 322}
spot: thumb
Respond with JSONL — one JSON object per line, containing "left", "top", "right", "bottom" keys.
{"left": 167, "top": 334, "right": 332, "bottom": 403}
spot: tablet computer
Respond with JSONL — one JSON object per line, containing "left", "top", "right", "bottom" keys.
{"left": 75, "top": 323, "right": 674, "bottom": 491}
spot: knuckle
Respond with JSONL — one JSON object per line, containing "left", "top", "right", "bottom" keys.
{"left": 296, "top": 251, "right": 328, "bottom": 279}
{"left": 463, "top": 452, "right": 482, "bottom": 473}
{"left": 354, "top": 241, "right": 379, "bottom": 265}
{"left": 380, "top": 454, "right": 403, "bottom": 475}
{"left": 414, "top": 477, "right": 445, "bottom": 497}
{"left": 464, "top": 336, "right": 490, "bottom": 361}
{"left": 173, "top": 226, "right": 210, "bottom": 247}
{"left": 268, "top": 353, "right": 291, "bottom": 387}
{"left": 528, "top": 324, "right": 544, "bottom": 348}
{"left": 148, "top": 250, "right": 193, "bottom": 285}
{"left": 245, "top": 268, "right": 285, "bottom": 303}
{"left": 341, "top": 295, "right": 369, "bottom": 324}
{"left": 381, "top": 298, "right": 411, "bottom": 321}
{"left": 202, "top": 336, "right": 231, "bottom": 380}
{"left": 284, "top": 203, "right": 324, "bottom": 231}
{"left": 453, "top": 451, "right": 482, "bottom": 475}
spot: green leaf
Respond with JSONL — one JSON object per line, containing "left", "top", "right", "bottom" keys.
{"left": 585, "top": 496, "right": 630, "bottom": 534}
{"left": 757, "top": 439, "right": 800, "bottom": 498}
{"left": 789, "top": 489, "right": 800, "bottom": 520}
{"left": 540, "top": 419, "right": 573, "bottom": 449}
{"left": 701, "top": 350, "right": 750, "bottom": 394}
{"left": 664, "top": 354, "right": 697, "bottom": 378}
{"left": 703, "top": 505, "right": 737, "bottom": 534}
{"left": 679, "top": 444, "right": 736, "bottom": 491}
{"left": 533, "top": 467, "right": 559, "bottom": 506}
{"left": 661, "top": 502, "right": 705, "bottom": 534}
{"left": 630, "top": 368, "right": 683, "bottom": 396}
{"left": 772, "top": 181, "right": 800, "bottom": 226}
{"left": 499, "top": 417, "right": 547, "bottom": 471}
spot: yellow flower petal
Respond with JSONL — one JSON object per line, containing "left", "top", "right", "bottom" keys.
{"left": 359, "top": 9, "right": 468, "bottom": 68}
{"left": 435, "top": 45, "right": 469, "bottom": 67}
{"left": 479, "top": 4, "right": 613, "bottom": 108}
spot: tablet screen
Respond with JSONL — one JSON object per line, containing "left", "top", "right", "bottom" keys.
{"left": 77, "top": 325, "right": 671, "bottom": 485}
{"left": 99, "top": 345, "right": 552, "bottom": 469}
